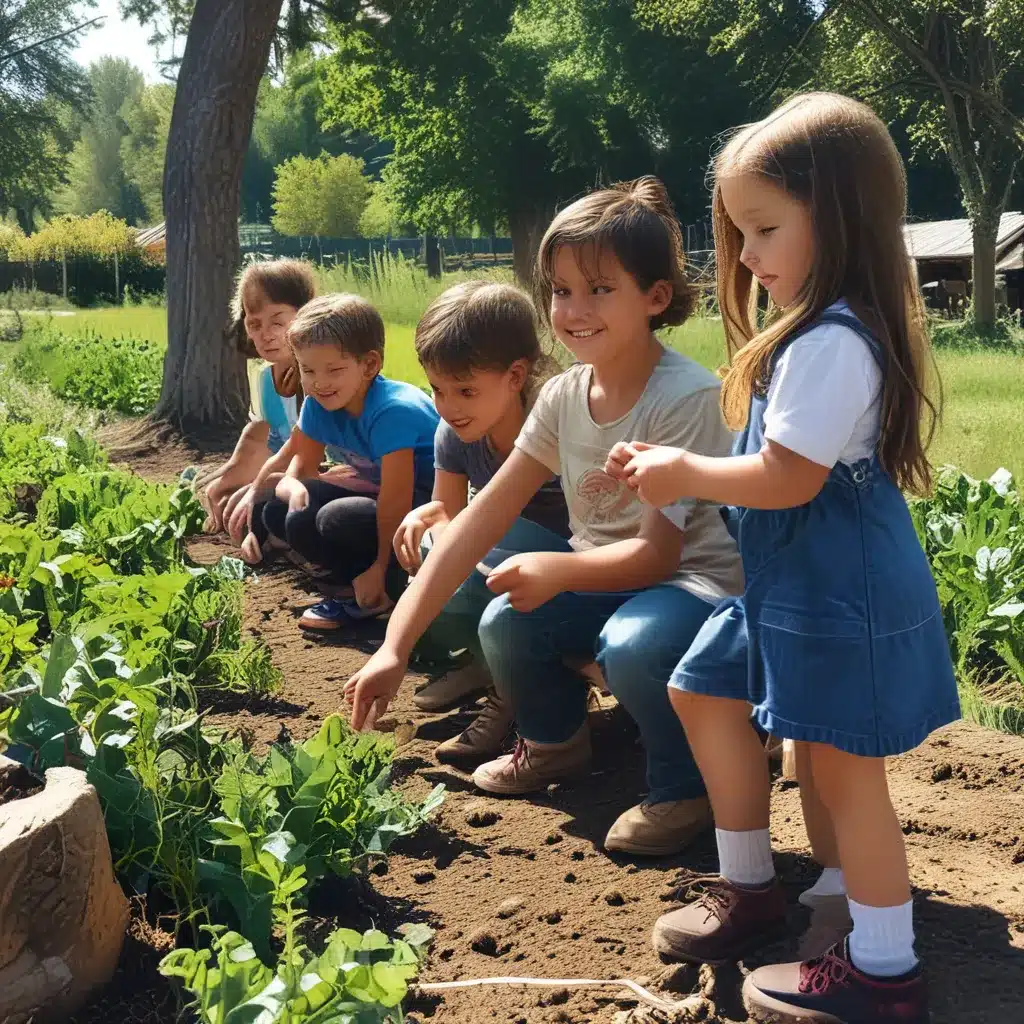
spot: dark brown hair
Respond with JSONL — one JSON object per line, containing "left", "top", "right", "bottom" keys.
{"left": 414, "top": 280, "right": 558, "bottom": 401}
{"left": 229, "top": 258, "right": 316, "bottom": 399}
{"left": 288, "top": 293, "right": 386, "bottom": 362}
{"left": 535, "top": 175, "right": 697, "bottom": 331}
{"left": 712, "top": 91, "right": 939, "bottom": 494}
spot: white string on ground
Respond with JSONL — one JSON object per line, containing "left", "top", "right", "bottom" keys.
{"left": 418, "top": 975, "right": 704, "bottom": 1015}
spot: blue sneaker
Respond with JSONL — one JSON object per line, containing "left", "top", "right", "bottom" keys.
{"left": 299, "top": 597, "right": 391, "bottom": 630}
{"left": 298, "top": 598, "right": 350, "bottom": 630}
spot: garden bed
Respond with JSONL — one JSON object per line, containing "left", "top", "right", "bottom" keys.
{"left": 69, "top": 531, "right": 1024, "bottom": 1024}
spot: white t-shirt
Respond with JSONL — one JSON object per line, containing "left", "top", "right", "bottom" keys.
{"left": 516, "top": 347, "right": 744, "bottom": 604}
{"left": 763, "top": 302, "right": 882, "bottom": 467}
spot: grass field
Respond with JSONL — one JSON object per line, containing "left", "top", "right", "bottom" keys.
{"left": 20, "top": 304, "right": 1024, "bottom": 481}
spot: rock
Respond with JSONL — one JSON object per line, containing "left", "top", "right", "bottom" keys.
{"left": 496, "top": 898, "right": 524, "bottom": 920}
{"left": 603, "top": 888, "right": 626, "bottom": 906}
{"left": 468, "top": 926, "right": 507, "bottom": 957}
{"left": 0, "top": 762, "right": 128, "bottom": 1024}
{"left": 464, "top": 801, "right": 502, "bottom": 827}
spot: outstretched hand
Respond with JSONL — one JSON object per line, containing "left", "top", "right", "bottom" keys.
{"left": 344, "top": 645, "right": 407, "bottom": 731}
{"left": 604, "top": 441, "right": 690, "bottom": 507}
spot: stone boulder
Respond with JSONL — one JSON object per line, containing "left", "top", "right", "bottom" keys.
{"left": 0, "top": 755, "right": 129, "bottom": 1023}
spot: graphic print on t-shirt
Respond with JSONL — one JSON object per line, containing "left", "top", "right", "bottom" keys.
{"left": 572, "top": 466, "right": 635, "bottom": 526}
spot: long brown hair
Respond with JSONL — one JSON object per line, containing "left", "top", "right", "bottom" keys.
{"left": 535, "top": 175, "right": 697, "bottom": 332}
{"left": 414, "top": 280, "right": 558, "bottom": 405}
{"left": 229, "top": 258, "right": 316, "bottom": 399}
{"left": 713, "top": 92, "right": 939, "bottom": 494}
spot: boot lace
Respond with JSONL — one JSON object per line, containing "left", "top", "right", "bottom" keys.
{"left": 800, "top": 943, "right": 852, "bottom": 995}
{"left": 675, "top": 876, "right": 736, "bottom": 925}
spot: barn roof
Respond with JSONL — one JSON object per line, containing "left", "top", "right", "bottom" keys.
{"left": 903, "top": 212, "right": 1024, "bottom": 262}
{"left": 134, "top": 222, "right": 166, "bottom": 248}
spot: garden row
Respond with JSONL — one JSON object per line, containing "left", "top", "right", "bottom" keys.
{"left": 0, "top": 376, "right": 443, "bottom": 1022}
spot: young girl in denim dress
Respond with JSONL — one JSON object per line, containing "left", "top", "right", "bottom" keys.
{"left": 607, "top": 93, "right": 959, "bottom": 1024}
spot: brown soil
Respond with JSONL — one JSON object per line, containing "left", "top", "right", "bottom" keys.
{"left": 0, "top": 762, "right": 44, "bottom": 805}
{"left": 77, "top": 533, "right": 1024, "bottom": 1024}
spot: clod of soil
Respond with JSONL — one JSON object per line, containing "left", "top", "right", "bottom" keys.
{"left": 603, "top": 888, "right": 626, "bottom": 906}
{"left": 932, "top": 762, "right": 954, "bottom": 782}
{"left": 464, "top": 801, "right": 501, "bottom": 827}
{"left": 468, "top": 926, "right": 509, "bottom": 957}
{"left": 496, "top": 898, "right": 524, "bottom": 919}
{"left": 0, "top": 761, "right": 44, "bottom": 806}
{"left": 413, "top": 870, "right": 436, "bottom": 884}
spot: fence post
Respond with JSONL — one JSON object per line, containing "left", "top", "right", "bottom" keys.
{"left": 61, "top": 249, "right": 68, "bottom": 302}
{"left": 113, "top": 251, "right": 120, "bottom": 304}
{"left": 423, "top": 235, "right": 441, "bottom": 278}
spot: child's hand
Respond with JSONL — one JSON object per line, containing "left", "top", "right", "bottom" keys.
{"left": 353, "top": 561, "right": 388, "bottom": 610}
{"left": 276, "top": 477, "right": 310, "bottom": 513}
{"left": 344, "top": 645, "right": 407, "bottom": 731}
{"left": 239, "top": 531, "right": 262, "bottom": 565}
{"left": 394, "top": 501, "right": 447, "bottom": 574}
{"left": 225, "top": 486, "right": 253, "bottom": 545}
{"left": 483, "top": 552, "right": 566, "bottom": 613}
{"left": 605, "top": 442, "right": 690, "bottom": 507}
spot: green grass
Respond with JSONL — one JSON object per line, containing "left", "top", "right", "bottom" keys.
{"left": 17, "top": 302, "right": 1024, "bottom": 483}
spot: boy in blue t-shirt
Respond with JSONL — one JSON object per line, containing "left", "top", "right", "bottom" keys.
{"left": 260, "top": 293, "right": 439, "bottom": 629}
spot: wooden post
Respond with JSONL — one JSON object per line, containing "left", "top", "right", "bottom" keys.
{"left": 423, "top": 235, "right": 441, "bottom": 278}
{"left": 113, "top": 251, "right": 120, "bottom": 304}
{"left": 782, "top": 739, "right": 797, "bottom": 781}
{"left": 61, "top": 249, "right": 68, "bottom": 302}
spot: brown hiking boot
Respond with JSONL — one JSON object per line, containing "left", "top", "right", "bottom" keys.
{"left": 436, "top": 692, "right": 514, "bottom": 768}
{"left": 652, "top": 875, "right": 787, "bottom": 965}
{"left": 472, "top": 725, "right": 591, "bottom": 795}
{"left": 604, "top": 798, "right": 713, "bottom": 857}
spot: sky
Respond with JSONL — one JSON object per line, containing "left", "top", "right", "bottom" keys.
{"left": 72, "top": 0, "right": 174, "bottom": 83}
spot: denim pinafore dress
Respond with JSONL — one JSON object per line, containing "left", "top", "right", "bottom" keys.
{"left": 672, "top": 311, "right": 960, "bottom": 757}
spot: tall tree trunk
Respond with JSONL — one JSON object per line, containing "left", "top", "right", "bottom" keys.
{"left": 154, "top": 0, "right": 283, "bottom": 435}
{"left": 508, "top": 205, "right": 551, "bottom": 287}
{"left": 970, "top": 208, "right": 1000, "bottom": 333}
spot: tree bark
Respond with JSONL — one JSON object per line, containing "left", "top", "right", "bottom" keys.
{"left": 508, "top": 205, "right": 552, "bottom": 288}
{"left": 970, "top": 209, "right": 1000, "bottom": 333}
{"left": 154, "top": 0, "right": 283, "bottom": 435}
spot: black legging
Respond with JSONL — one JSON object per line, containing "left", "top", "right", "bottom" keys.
{"left": 258, "top": 479, "right": 407, "bottom": 600}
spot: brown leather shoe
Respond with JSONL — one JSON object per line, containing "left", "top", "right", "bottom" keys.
{"left": 652, "top": 875, "right": 787, "bottom": 965}
{"left": 436, "top": 692, "right": 514, "bottom": 768}
{"left": 604, "top": 798, "right": 712, "bottom": 856}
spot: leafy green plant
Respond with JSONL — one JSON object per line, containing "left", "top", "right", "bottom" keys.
{"left": 160, "top": 912, "right": 432, "bottom": 1024}
{"left": 37, "top": 470, "right": 205, "bottom": 574}
{"left": 13, "top": 327, "right": 164, "bottom": 415}
{"left": 200, "top": 716, "right": 444, "bottom": 958}
{"left": 911, "top": 466, "right": 1024, "bottom": 732}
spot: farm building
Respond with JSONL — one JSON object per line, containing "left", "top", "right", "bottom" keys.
{"left": 904, "top": 211, "right": 1024, "bottom": 316}
{"left": 134, "top": 221, "right": 166, "bottom": 259}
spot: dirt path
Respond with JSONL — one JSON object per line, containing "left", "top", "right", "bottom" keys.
{"left": 167, "top": 539, "right": 1023, "bottom": 1024}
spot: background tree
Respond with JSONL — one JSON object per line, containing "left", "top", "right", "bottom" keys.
{"left": 57, "top": 57, "right": 150, "bottom": 223}
{"left": 121, "top": 82, "right": 175, "bottom": 223}
{"left": 320, "top": 0, "right": 812, "bottom": 281}
{"left": 642, "top": 0, "right": 1024, "bottom": 331}
{"left": 242, "top": 50, "right": 386, "bottom": 222}
{"left": 0, "top": 0, "right": 94, "bottom": 231}
{"left": 271, "top": 152, "right": 371, "bottom": 236}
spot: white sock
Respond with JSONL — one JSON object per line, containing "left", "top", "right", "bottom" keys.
{"left": 799, "top": 867, "right": 846, "bottom": 906}
{"left": 848, "top": 898, "right": 918, "bottom": 977}
{"left": 716, "top": 828, "right": 775, "bottom": 887}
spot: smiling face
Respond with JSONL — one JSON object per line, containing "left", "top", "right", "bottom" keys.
{"left": 549, "top": 245, "right": 671, "bottom": 366}
{"left": 719, "top": 174, "right": 816, "bottom": 309}
{"left": 243, "top": 298, "right": 299, "bottom": 365}
{"left": 295, "top": 343, "right": 381, "bottom": 412}
{"left": 425, "top": 364, "right": 526, "bottom": 444}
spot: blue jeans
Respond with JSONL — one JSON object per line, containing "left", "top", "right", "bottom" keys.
{"left": 479, "top": 584, "right": 714, "bottom": 803}
{"left": 420, "top": 517, "right": 571, "bottom": 663}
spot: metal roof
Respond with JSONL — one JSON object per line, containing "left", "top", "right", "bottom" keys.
{"left": 996, "top": 241, "right": 1023, "bottom": 272}
{"left": 134, "top": 222, "right": 166, "bottom": 248}
{"left": 903, "top": 212, "right": 1024, "bottom": 261}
